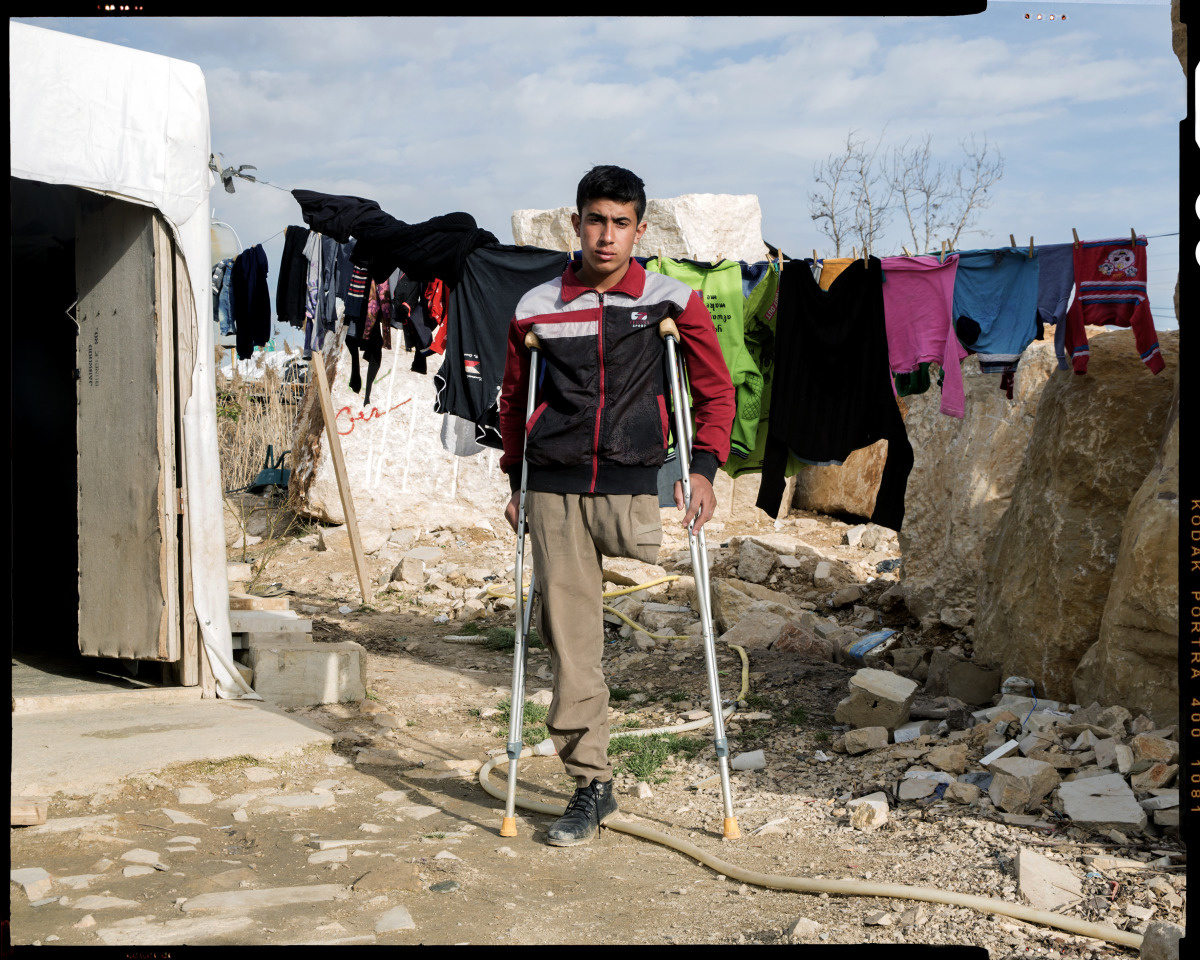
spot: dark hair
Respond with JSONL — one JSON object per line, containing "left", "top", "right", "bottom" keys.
{"left": 576, "top": 165, "right": 646, "bottom": 223}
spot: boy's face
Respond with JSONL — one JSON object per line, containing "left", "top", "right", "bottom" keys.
{"left": 571, "top": 198, "right": 647, "bottom": 290}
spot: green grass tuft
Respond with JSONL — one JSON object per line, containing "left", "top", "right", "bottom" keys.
{"left": 607, "top": 733, "right": 706, "bottom": 783}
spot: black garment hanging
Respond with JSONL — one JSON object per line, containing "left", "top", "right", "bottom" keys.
{"left": 433, "top": 243, "right": 571, "bottom": 449}
{"left": 274, "top": 225, "right": 310, "bottom": 329}
{"left": 291, "top": 189, "right": 498, "bottom": 286}
{"left": 755, "top": 257, "right": 913, "bottom": 531}
{"left": 232, "top": 244, "right": 271, "bottom": 360}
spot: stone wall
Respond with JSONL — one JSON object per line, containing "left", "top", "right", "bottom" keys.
{"left": 898, "top": 341, "right": 1061, "bottom": 625}
{"left": 1072, "top": 370, "right": 1180, "bottom": 726}
{"left": 973, "top": 330, "right": 1179, "bottom": 704}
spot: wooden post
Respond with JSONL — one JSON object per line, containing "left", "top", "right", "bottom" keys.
{"left": 311, "top": 353, "right": 373, "bottom": 605}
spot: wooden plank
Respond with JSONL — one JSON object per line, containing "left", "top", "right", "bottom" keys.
{"left": 311, "top": 350, "right": 373, "bottom": 605}
{"left": 11, "top": 798, "right": 49, "bottom": 827}
{"left": 152, "top": 216, "right": 180, "bottom": 663}
{"left": 229, "top": 594, "right": 292, "bottom": 612}
{"left": 75, "top": 196, "right": 172, "bottom": 660}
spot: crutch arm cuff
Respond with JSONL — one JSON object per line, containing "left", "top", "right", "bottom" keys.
{"left": 689, "top": 450, "right": 720, "bottom": 485}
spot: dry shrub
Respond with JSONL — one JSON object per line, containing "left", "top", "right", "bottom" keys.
{"left": 215, "top": 344, "right": 303, "bottom": 494}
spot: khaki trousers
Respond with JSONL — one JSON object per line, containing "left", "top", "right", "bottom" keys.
{"left": 526, "top": 491, "right": 662, "bottom": 787}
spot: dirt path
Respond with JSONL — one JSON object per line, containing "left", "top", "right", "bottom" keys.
{"left": 7, "top": 509, "right": 1182, "bottom": 950}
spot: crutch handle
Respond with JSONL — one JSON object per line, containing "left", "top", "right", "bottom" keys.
{"left": 658, "top": 318, "right": 680, "bottom": 342}
{"left": 524, "top": 331, "right": 542, "bottom": 350}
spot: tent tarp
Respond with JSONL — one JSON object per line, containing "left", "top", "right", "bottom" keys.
{"left": 10, "top": 20, "right": 256, "bottom": 699}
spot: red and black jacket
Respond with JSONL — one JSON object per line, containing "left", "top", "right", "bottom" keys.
{"left": 499, "top": 258, "right": 735, "bottom": 496}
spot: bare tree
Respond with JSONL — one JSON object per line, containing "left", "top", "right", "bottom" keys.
{"left": 809, "top": 131, "right": 860, "bottom": 257}
{"left": 890, "top": 133, "right": 1004, "bottom": 254}
{"left": 812, "top": 129, "right": 1005, "bottom": 258}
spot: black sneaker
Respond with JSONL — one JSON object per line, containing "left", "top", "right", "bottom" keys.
{"left": 546, "top": 778, "right": 618, "bottom": 846}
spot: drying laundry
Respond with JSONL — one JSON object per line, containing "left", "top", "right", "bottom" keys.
{"left": 232, "top": 244, "right": 271, "bottom": 360}
{"left": 879, "top": 254, "right": 967, "bottom": 418}
{"left": 434, "top": 243, "right": 570, "bottom": 449}
{"left": 274, "top": 224, "right": 311, "bottom": 329}
{"left": 756, "top": 257, "right": 912, "bottom": 531}
{"left": 646, "top": 257, "right": 763, "bottom": 459}
{"left": 818, "top": 256, "right": 860, "bottom": 291}
{"left": 1032, "top": 242, "right": 1075, "bottom": 371}
{"left": 949, "top": 247, "right": 1040, "bottom": 376}
{"left": 1063, "top": 236, "right": 1163, "bottom": 375}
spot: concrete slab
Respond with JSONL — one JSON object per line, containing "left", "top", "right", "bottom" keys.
{"left": 11, "top": 653, "right": 203, "bottom": 715}
{"left": 11, "top": 697, "right": 335, "bottom": 797}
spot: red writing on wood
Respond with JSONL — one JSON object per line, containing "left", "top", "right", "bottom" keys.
{"left": 335, "top": 398, "right": 412, "bottom": 436}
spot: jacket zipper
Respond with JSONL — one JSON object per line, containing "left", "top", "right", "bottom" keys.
{"left": 591, "top": 291, "right": 605, "bottom": 492}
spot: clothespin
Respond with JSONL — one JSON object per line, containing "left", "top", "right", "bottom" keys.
{"left": 1009, "top": 234, "right": 1016, "bottom": 248}
{"left": 901, "top": 245, "right": 911, "bottom": 257}
{"left": 1028, "top": 236, "right": 1034, "bottom": 259}
{"left": 939, "top": 241, "right": 946, "bottom": 264}
{"left": 862, "top": 245, "right": 868, "bottom": 266}
{"left": 1072, "top": 228, "right": 1080, "bottom": 249}
{"left": 812, "top": 249, "right": 818, "bottom": 264}
{"left": 1131, "top": 228, "right": 1138, "bottom": 246}
{"left": 851, "top": 246, "right": 857, "bottom": 260}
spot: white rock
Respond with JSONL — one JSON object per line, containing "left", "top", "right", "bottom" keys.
{"left": 123, "top": 866, "right": 156, "bottom": 878}
{"left": 433, "top": 850, "right": 459, "bottom": 860}
{"left": 1016, "top": 847, "right": 1083, "bottom": 911}
{"left": 359, "top": 823, "right": 385, "bottom": 833}
{"left": 181, "top": 884, "right": 344, "bottom": 913}
{"left": 730, "top": 750, "right": 766, "bottom": 771}
{"left": 636, "top": 782, "right": 653, "bottom": 799}
{"left": 375, "top": 791, "right": 409, "bottom": 803}
{"left": 259, "top": 793, "right": 335, "bottom": 811}
{"left": 161, "top": 808, "right": 206, "bottom": 825}
{"left": 243, "top": 767, "right": 277, "bottom": 782}
{"left": 375, "top": 905, "right": 416, "bottom": 933}
{"left": 70, "top": 895, "right": 142, "bottom": 910}
{"left": 308, "top": 849, "right": 348, "bottom": 864}
{"left": 175, "top": 786, "right": 215, "bottom": 805}
{"left": 121, "top": 849, "right": 164, "bottom": 866}
{"left": 786, "top": 916, "right": 823, "bottom": 939}
{"left": 10, "top": 867, "right": 53, "bottom": 900}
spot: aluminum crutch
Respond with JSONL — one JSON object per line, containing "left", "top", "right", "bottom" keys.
{"left": 500, "top": 331, "right": 542, "bottom": 838}
{"left": 659, "top": 318, "right": 740, "bottom": 840}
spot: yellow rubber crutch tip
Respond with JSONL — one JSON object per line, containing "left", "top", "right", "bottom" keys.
{"left": 500, "top": 817, "right": 518, "bottom": 837}
{"left": 722, "top": 818, "right": 741, "bottom": 840}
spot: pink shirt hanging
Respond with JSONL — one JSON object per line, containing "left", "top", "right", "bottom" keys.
{"left": 880, "top": 255, "right": 967, "bottom": 419}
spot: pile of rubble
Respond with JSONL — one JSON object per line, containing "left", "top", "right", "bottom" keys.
{"left": 826, "top": 669, "right": 1180, "bottom": 839}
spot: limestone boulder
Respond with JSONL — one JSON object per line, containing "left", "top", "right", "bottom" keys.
{"left": 898, "top": 342, "right": 1060, "bottom": 625}
{"left": 511, "top": 194, "right": 771, "bottom": 264}
{"left": 974, "top": 331, "right": 1178, "bottom": 704}
{"left": 289, "top": 341, "right": 512, "bottom": 531}
{"left": 1072, "top": 372, "right": 1179, "bottom": 727}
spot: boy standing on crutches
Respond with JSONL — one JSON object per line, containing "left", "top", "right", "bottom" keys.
{"left": 498, "top": 165, "right": 735, "bottom": 846}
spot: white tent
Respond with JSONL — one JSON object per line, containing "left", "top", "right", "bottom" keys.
{"left": 10, "top": 21, "right": 256, "bottom": 699}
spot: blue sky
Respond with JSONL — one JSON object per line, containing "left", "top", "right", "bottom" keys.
{"left": 15, "top": 7, "right": 1184, "bottom": 334}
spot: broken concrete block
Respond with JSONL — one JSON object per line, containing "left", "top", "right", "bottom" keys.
{"left": 843, "top": 727, "right": 889, "bottom": 755}
{"left": 898, "top": 779, "right": 939, "bottom": 801}
{"left": 1057, "top": 773, "right": 1147, "bottom": 833}
{"left": 987, "top": 757, "right": 1061, "bottom": 813}
{"left": 1094, "top": 738, "right": 1134, "bottom": 774}
{"left": 1129, "top": 763, "right": 1177, "bottom": 793}
{"left": 717, "top": 607, "right": 788, "bottom": 651}
{"left": 1095, "top": 704, "right": 1132, "bottom": 735}
{"left": 944, "top": 782, "right": 981, "bottom": 804}
{"left": 737, "top": 540, "right": 777, "bottom": 583}
{"left": 924, "top": 744, "right": 969, "bottom": 775}
{"left": 1139, "top": 921, "right": 1183, "bottom": 960}
{"left": 1130, "top": 735, "right": 1179, "bottom": 765}
{"left": 830, "top": 585, "right": 864, "bottom": 608}
{"left": 10, "top": 867, "right": 53, "bottom": 901}
{"left": 847, "top": 792, "right": 889, "bottom": 831}
{"left": 249, "top": 639, "right": 367, "bottom": 707}
{"left": 375, "top": 905, "right": 416, "bottom": 933}
{"left": 1016, "top": 847, "right": 1083, "bottom": 912}
{"left": 771, "top": 623, "right": 834, "bottom": 660}
{"left": 833, "top": 668, "right": 919, "bottom": 731}
{"left": 893, "top": 719, "right": 938, "bottom": 743}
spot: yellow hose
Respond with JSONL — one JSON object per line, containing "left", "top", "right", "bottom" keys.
{"left": 474, "top": 574, "right": 1143, "bottom": 951}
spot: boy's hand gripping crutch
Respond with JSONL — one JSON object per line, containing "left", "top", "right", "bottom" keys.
{"left": 500, "top": 331, "right": 542, "bottom": 838}
{"left": 660, "top": 319, "right": 740, "bottom": 840}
